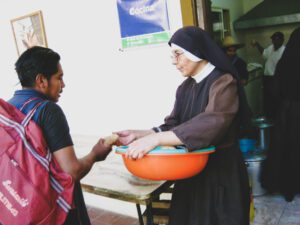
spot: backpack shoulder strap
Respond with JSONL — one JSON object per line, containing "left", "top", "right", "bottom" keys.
{"left": 20, "top": 98, "right": 48, "bottom": 127}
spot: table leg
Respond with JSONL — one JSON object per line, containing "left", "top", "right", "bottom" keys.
{"left": 136, "top": 204, "right": 144, "bottom": 225}
{"left": 146, "top": 202, "right": 153, "bottom": 225}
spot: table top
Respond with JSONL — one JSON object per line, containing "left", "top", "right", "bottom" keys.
{"left": 81, "top": 152, "right": 173, "bottom": 205}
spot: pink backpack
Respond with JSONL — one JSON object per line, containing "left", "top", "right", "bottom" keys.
{"left": 0, "top": 99, "right": 74, "bottom": 225}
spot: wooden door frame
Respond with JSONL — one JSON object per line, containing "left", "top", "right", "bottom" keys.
{"left": 180, "top": 0, "right": 213, "bottom": 35}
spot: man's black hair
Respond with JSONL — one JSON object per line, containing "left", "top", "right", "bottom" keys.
{"left": 271, "top": 31, "right": 284, "bottom": 40}
{"left": 15, "top": 46, "right": 60, "bottom": 87}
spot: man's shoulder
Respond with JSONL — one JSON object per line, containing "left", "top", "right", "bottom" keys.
{"left": 263, "top": 45, "right": 274, "bottom": 58}
{"left": 265, "top": 44, "right": 273, "bottom": 52}
{"left": 279, "top": 45, "right": 286, "bottom": 52}
{"left": 38, "top": 101, "right": 67, "bottom": 124}
{"left": 41, "top": 101, "right": 65, "bottom": 116}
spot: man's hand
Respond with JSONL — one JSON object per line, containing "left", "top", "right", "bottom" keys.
{"left": 250, "top": 40, "right": 264, "bottom": 54}
{"left": 92, "top": 138, "right": 112, "bottom": 161}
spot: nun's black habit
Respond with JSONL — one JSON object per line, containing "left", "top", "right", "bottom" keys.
{"left": 158, "top": 26, "right": 251, "bottom": 225}
{"left": 261, "top": 27, "right": 300, "bottom": 202}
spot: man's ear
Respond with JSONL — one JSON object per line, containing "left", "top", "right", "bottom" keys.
{"left": 35, "top": 74, "right": 48, "bottom": 89}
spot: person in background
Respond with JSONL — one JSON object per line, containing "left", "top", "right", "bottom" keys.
{"left": 9, "top": 46, "right": 113, "bottom": 225}
{"left": 116, "top": 26, "right": 251, "bottom": 225}
{"left": 251, "top": 31, "right": 285, "bottom": 120}
{"left": 261, "top": 27, "right": 300, "bottom": 202}
{"left": 222, "top": 35, "right": 249, "bottom": 85}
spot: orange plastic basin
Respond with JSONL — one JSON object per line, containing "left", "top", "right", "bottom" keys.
{"left": 115, "top": 146, "right": 215, "bottom": 181}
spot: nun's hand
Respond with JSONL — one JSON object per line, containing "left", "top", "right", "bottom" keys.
{"left": 125, "top": 134, "right": 159, "bottom": 160}
{"left": 115, "top": 129, "right": 154, "bottom": 145}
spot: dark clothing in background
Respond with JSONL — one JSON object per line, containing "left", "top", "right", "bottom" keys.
{"left": 231, "top": 55, "right": 249, "bottom": 83}
{"left": 261, "top": 99, "right": 300, "bottom": 201}
{"left": 261, "top": 27, "right": 300, "bottom": 202}
{"left": 159, "top": 69, "right": 250, "bottom": 225}
{"left": 9, "top": 89, "right": 91, "bottom": 225}
{"left": 263, "top": 76, "right": 278, "bottom": 120}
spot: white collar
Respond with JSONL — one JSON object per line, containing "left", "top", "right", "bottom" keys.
{"left": 192, "top": 63, "right": 215, "bottom": 83}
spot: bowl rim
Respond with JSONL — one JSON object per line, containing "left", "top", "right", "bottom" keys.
{"left": 115, "top": 145, "right": 215, "bottom": 155}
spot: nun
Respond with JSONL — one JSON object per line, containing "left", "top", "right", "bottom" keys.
{"left": 261, "top": 27, "right": 300, "bottom": 202}
{"left": 116, "top": 26, "right": 251, "bottom": 225}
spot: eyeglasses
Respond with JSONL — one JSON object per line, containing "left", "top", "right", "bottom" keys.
{"left": 171, "top": 50, "right": 184, "bottom": 62}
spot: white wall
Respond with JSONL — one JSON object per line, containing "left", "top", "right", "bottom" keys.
{"left": 0, "top": 0, "right": 183, "bottom": 137}
{"left": 211, "top": 0, "right": 244, "bottom": 22}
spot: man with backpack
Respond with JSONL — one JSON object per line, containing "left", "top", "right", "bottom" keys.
{"left": 7, "top": 46, "right": 112, "bottom": 224}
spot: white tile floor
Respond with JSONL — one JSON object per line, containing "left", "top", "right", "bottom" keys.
{"left": 252, "top": 194, "right": 300, "bottom": 225}
{"left": 74, "top": 135, "right": 300, "bottom": 225}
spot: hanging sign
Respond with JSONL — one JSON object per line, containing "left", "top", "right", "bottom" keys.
{"left": 117, "top": 0, "right": 171, "bottom": 49}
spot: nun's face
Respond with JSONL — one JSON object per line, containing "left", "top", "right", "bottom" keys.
{"left": 171, "top": 49, "right": 202, "bottom": 77}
